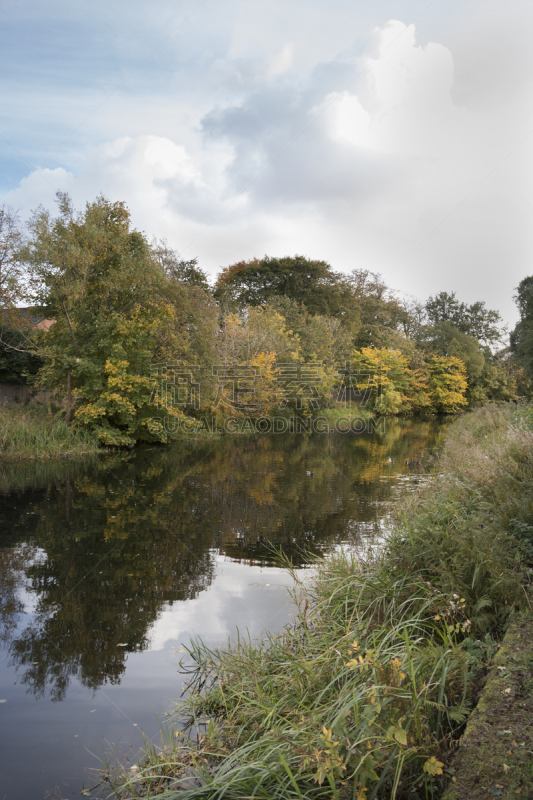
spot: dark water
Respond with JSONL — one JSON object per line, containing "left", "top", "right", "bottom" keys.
{"left": 0, "top": 419, "right": 448, "bottom": 799}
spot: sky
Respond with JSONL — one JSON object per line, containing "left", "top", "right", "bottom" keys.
{"left": 1, "top": 0, "right": 532, "bottom": 327}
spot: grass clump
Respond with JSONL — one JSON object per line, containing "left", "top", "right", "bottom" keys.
{"left": 0, "top": 403, "right": 102, "bottom": 459}
{"left": 104, "top": 403, "right": 533, "bottom": 800}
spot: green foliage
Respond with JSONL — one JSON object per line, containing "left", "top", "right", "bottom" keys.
{"left": 152, "top": 242, "right": 211, "bottom": 291}
{"left": 511, "top": 276, "right": 533, "bottom": 381}
{"left": 0, "top": 322, "right": 43, "bottom": 383}
{"left": 348, "top": 269, "right": 411, "bottom": 351}
{"left": 269, "top": 296, "right": 353, "bottom": 364}
{"left": 417, "top": 319, "right": 517, "bottom": 407}
{"left": 21, "top": 194, "right": 191, "bottom": 445}
{"left": 214, "top": 254, "right": 348, "bottom": 316}
{"left": 425, "top": 291, "right": 505, "bottom": 348}
{"left": 0, "top": 206, "right": 24, "bottom": 308}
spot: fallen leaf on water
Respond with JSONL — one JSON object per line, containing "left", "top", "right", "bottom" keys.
{"left": 0, "top": 699, "right": 6, "bottom": 703}
{"left": 33, "top": 662, "right": 39, "bottom": 665}
{"left": 90, "top": 710, "right": 96, "bottom": 713}
{"left": 117, "top": 643, "right": 128, "bottom": 647}
{"left": 169, "top": 648, "right": 187, "bottom": 653}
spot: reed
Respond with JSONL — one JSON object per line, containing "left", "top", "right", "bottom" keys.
{"left": 0, "top": 403, "right": 101, "bottom": 459}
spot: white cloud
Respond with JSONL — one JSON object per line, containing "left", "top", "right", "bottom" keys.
{"left": 268, "top": 43, "right": 295, "bottom": 79}
{"left": 8, "top": 12, "right": 533, "bottom": 324}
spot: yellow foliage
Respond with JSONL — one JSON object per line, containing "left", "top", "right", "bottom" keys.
{"left": 423, "top": 756, "right": 444, "bottom": 775}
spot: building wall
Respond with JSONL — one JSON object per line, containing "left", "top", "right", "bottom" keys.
{"left": 0, "top": 383, "right": 55, "bottom": 405}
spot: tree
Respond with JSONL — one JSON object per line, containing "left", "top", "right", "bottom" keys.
{"left": 347, "top": 270, "right": 411, "bottom": 350}
{"left": 0, "top": 207, "right": 43, "bottom": 383}
{"left": 0, "top": 205, "right": 23, "bottom": 309}
{"left": 511, "top": 276, "right": 533, "bottom": 381}
{"left": 426, "top": 355, "right": 468, "bottom": 413}
{"left": 214, "top": 255, "right": 348, "bottom": 316}
{"left": 349, "top": 347, "right": 433, "bottom": 415}
{"left": 152, "top": 241, "right": 211, "bottom": 291}
{"left": 268, "top": 296, "right": 352, "bottom": 365}
{"left": 18, "top": 194, "right": 186, "bottom": 444}
{"left": 426, "top": 291, "right": 505, "bottom": 348}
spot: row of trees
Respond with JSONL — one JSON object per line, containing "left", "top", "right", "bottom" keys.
{"left": 0, "top": 195, "right": 527, "bottom": 445}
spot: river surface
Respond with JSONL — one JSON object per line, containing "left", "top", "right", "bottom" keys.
{"left": 0, "top": 418, "right": 448, "bottom": 799}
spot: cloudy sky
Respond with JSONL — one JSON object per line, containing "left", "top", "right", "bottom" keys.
{"left": 1, "top": 0, "right": 532, "bottom": 325}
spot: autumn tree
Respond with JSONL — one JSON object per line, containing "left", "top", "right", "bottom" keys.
{"left": 426, "top": 355, "right": 468, "bottom": 412}
{"left": 17, "top": 194, "right": 188, "bottom": 444}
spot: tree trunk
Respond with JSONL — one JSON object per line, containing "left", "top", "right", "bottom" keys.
{"left": 65, "top": 367, "right": 72, "bottom": 425}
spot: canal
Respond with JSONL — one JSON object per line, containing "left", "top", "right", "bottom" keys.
{"left": 0, "top": 418, "right": 448, "bottom": 798}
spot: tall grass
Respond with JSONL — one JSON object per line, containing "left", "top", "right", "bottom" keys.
{"left": 105, "top": 403, "right": 533, "bottom": 800}
{"left": 0, "top": 403, "right": 101, "bottom": 459}
{"left": 388, "top": 403, "right": 533, "bottom": 632}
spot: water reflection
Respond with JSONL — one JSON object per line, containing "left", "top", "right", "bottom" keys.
{"left": 0, "top": 419, "right": 447, "bottom": 701}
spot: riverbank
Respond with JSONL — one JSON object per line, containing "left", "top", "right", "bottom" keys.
{"left": 0, "top": 402, "right": 379, "bottom": 457}
{"left": 0, "top": 403, "right": 102, "bottom": 459}
{"left": 100, "top": 402, "right": 533, "bottom": 799}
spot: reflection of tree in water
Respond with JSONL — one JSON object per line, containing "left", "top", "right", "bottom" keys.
{"left": 0, "top": 453, "right": 219, "bottom": 701}
{"left": 0, "top": 418, "right": 448, "bottom": 700}
{"left": 206, "top": 418, "right": 449, "bottom": 562}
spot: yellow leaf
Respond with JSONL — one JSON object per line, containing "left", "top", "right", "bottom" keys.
{"left": 423, "top": 756, "right": 444, "bottom": 776}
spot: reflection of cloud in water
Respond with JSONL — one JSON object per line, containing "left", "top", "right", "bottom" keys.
{"left": 147, "top": 560, "right": 304, "bottom": 652}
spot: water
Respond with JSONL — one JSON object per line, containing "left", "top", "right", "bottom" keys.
{"left": 0, "top": 419, "right": 448, "bottom": 799}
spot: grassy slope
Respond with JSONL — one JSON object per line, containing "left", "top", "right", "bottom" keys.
{"left": 0, "top": 403, "right": 101, "bottom": 459}
{"left": 106, "top": 403, "right": 533, "bottom": 800}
